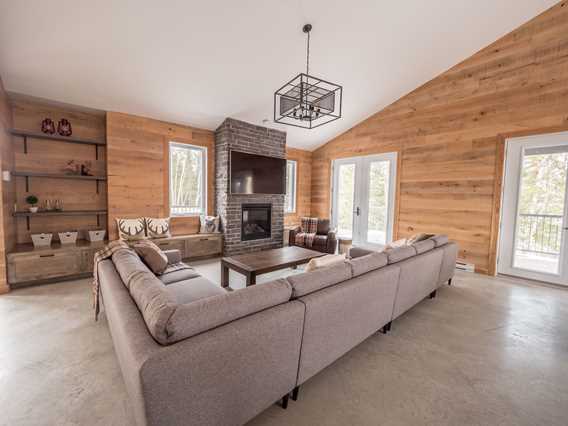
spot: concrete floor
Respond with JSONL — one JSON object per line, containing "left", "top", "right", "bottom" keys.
{"left": 2, "top": 265, "right": 568, "bottom": 426}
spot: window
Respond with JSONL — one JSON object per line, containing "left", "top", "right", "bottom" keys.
{"left": 169, "top": 142, "right": 207, "bottom": 216}
{"left": 285, "top": 160, "right": 297, "bottom": 213}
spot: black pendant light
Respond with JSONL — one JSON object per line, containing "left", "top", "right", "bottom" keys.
{"left": 274, "top": 24, "right": 342, "bottom": 129}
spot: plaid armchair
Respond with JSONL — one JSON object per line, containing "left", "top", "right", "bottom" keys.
{"left": 289, "top": 218, "right": 337, "bottom": 254}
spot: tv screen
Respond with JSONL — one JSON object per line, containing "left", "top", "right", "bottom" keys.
{"left": 230, "top": 151, "right": 286, "bottom": 195}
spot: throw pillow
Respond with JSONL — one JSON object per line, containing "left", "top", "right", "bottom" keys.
{"left": 305, "top": 253, "right": 346, "bottom": 273}
{"left": 117, "top": 218, "right": 146, "bottom": 241}
{"left": 145, "top": 217, "right": 171, "bottom": 238}
{"left": 407, "top": 233, "right": 434, "bottom": 245}
{"left": 300, "top": 217, "right": 318, "bottom": 234}
{"left": 199, "top": 215, "right": 220, "bottom": 233}
{"left": 385, "top": 238, "right": 408, "bottom": 250}
{"left": 133, "top": 240, "right": 168, "bottom": 275}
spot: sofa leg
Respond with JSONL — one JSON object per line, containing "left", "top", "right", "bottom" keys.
{"left": 281, "top": 394, "right": 289, "bottom": 409}
{"left": 448, "top": 278, "right": 452, "bottom": 286}
{"left": 429, "top": 290, "right": 437, "bottom": 299}
{"left": 291, "top": 386, "right": 300, "bottom": 401}
{"left": 381, "top": 321, "right": 392, "bottom": 334}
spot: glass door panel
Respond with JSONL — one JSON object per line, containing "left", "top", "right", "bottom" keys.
{"left": 366, "top": 160, "right": 391, "bottom": 245}
{"left": 513, "top": 149, "right": 568, "bottom": 274}
{"left": 336, "top": 163, "right": 356, "bottom": 239}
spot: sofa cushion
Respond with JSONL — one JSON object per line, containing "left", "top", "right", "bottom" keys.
{"left": 385, "top": 245, "right": 416, "bottom": 264}
{"left": 111, "top": 248, "right": 152, "bottom": 288}
{"left": 348, "top": 246, "right": 374, "bottom": 259}
{"left": 412, "top": 239, "right": 435, "bottom": 254}
{"left": 128, "top": 270, "right": 177, "bottom": 344}
{"left": 287, "top": 262, "right": 352, "bottom": 298}
{"left": 165, "top": 278, "right": 292, "bottom": 343}
{"left": 165, "top": 276, "right": 226, "bottom": 304}
{"left": 431, "top": 234, "right": 449, "bottom": 247}
{"left": 348, "top": 252, "right": 388, "bottom": 277}
{"left": 305, "top": 254, "right": 345, "bottom": 273}
{"left": 133, "top": 240, "right": 169, "bottom": 275}
{"left": 158, "top": 266, "right": 201, "bottom": 285}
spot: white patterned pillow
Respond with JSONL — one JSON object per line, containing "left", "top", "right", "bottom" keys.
{"left": 199, "top": 215, "right": 220, "bottom": 234}
{"left": 116, "top": 218, "right": 146, "bottom": 241}
{"left": 145, "top": 217, "right": 171, "bottom": 239}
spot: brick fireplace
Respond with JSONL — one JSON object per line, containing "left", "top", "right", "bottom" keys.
{"left": 215, "top": 118, "right": 286, "bottom": 256}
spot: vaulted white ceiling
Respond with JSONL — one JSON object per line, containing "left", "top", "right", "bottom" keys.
{"left": 0, "top": 0, "right": 556, "bottom": 150}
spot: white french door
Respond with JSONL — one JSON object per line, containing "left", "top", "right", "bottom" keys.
{"left": 331, "top": 153, "right": 397, "bottom": 249}
{"left": 498, "top": 132, "right": 568, "bottom": 285}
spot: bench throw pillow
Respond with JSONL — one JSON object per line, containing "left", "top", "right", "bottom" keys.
{"left": 145, "top": 217, "right": 171, "bottom": 238}
{"left": 200, "top": 215, "right": 220, "bottom": 233}
{"left": 117, "top": 218, "right": 146, "bottom": 241}
{"left": 133, "top": 240, "right": 169, "bottom": 275}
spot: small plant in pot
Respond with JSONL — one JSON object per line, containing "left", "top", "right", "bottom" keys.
{"left": 26, "top": 195, "right": 39, "bottom": 213}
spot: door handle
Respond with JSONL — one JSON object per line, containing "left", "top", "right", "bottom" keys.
{"left": 354, "top": 207, "right": 360, "bottom": 216}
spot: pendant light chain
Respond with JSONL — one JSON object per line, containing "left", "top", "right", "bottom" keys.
{"left": 306, "top": 29, "right": 310, "bottom": 76}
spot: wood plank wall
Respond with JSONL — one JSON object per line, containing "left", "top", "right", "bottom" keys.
{"left": 106, "top": 112, "right": 215, "bottom": 239}
{"left": 10, "top": 97, "right": 107, "bottom": 243}
{"left": 311, "top": 2, "right": 568, "bottom": 274}
{"left": 285, "top": 147, "right": 312, "bottom": 226}
{"left": 0, "top": 77, "right": 15, "bottom": 293}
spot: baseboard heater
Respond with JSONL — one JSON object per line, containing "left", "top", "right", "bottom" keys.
{"left": 455, "top": 260, "right": 475, "bottom": 273}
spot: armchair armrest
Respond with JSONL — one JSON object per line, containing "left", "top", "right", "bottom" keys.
{"left": 288, "top": 226, "right": 301, "bottom": 246}
{"left": 163, "top": 249, "right": 182, "bottom": 265}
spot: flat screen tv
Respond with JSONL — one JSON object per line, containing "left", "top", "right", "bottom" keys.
{"left": 230, "top": 150, "right": 286, "bottom": 195}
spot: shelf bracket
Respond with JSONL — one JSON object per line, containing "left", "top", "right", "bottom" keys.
{"left": 25, "top": 176, "right": 29, "bottom": 192}
{"left": 23, "top": 136, "right": 28, "bottom": 154}
{"left": 95, "top": 145, "right": 99, "bottom": 161}
{"left": 97, "top": 214, "right": 100, "bottom": 227}
{"left": 26, "top": 216, "right": 30, "bottom": 231}
{"left": 96, "top": 180, "right": 99, "bottom": 194}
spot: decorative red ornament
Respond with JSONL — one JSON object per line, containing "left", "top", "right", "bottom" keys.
{"left": 41, "top": 118, "right": 56, "bottom": 134}
{"left": 57, "top": 118, "right": 72, "bottom": 137}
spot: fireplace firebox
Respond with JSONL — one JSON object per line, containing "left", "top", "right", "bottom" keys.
{"left": 241, "top": 204, "right": 271, "bottom": 241}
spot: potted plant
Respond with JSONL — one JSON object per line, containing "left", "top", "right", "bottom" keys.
{"left": 26, "top": 195, "right": 39, "bottom": 213}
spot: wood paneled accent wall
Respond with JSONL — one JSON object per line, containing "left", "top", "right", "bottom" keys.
{"left": 0, "top": 77, "right": 15, "bottom": 293}
{"left": 311, "top": 2, "right": 568, "bottom": 274}
{"left": 285, "top": 147, "right": 312, "bottom": 226}
{"left": 106, "top": 112, "right": 215, "bottom": 239}
{"left": 10, "top": 97, "right": 106, "bottom": 243}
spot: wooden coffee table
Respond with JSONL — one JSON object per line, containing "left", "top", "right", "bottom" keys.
{"left": 221, "top": 246, "right": 325, "bottom": 288}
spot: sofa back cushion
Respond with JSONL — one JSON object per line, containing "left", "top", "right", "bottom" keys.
{"left": 316, "top": 219, "right": 331, "bottom": 235}
{"left": 347, "top": 252, "right": 388, "bottom": 277}
{"left": 287, "top": 262, "right": 352, "bottom": 298}
{"left": 133, "top": 240, "right": 169, "bottom": 274}
{"left": 385, "top": 245, "right": 416, "bottom": 264}
{"left": 166, "top": 278, "right": 292, "bottom": 344}
{"left": 412, "top": 239, "right": 435, "bottom": 254}
{"left": 112, "top": 248, "right": 152, "bottom": 288}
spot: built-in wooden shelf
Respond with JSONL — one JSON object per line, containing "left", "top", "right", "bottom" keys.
{"left": 13, "top": 171, "right": 107, "bottom": 181}
{"left": 9, "top": 129, "right": 106, "bottom": 146}
{"left": 14, "top": 210, "right": 107, "bottom": 217}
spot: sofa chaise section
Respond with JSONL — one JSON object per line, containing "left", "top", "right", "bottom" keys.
{"left": 99, "top": 250, "right": 305, "bottom": 426}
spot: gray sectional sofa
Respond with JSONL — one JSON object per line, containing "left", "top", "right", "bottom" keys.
{"left": 99, "top": 235, "right": 458, "bottom": 426}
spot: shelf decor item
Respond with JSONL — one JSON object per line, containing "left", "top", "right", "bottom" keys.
{"left": 88, "top": 229, "right": 106, "bottom": 242}
{"left": 26, "top": 195, "right": 39, "bottom": 213}
{"left": 41, "top": 118, "right": 56, "bottom": 134}
{"left": 64, "top": 160, "right": 81, "bottom": 175}
{"left": 57, "top": 118, "right": 72, "bottom": 136}
{"left": 58, "top": 231, "right": 78, "bottom": 245}
{"left": 31, "top": 233, "right": 53, "bottom": 248}
{"left": 273, "top": 24, "right": 342, "bottom": 129}
{"left": 54, "top": 199, "right": 63, "bottom": 211}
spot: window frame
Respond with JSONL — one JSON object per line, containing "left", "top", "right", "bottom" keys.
{"left": 285, "top": 159, "right": 298, "bottom": 214}
{"left": 168, "top": 141, "right": 207, "bottom": 217}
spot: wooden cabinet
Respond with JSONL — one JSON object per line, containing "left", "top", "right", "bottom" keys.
{"left": 7, "top": 240, "right": 106, "bottom": 287}
{"left": 6, "top": 234, "right": 222, "bottom": 288}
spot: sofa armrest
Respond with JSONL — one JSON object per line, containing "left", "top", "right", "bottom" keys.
{"left": 326, "top": 231, "right": 338, "bottom": 254}
{"left": 289, "top": 226, "right": 301, "bottom": 246}
{"left": 163, "top": 249, "right": 182, "bottom": 265}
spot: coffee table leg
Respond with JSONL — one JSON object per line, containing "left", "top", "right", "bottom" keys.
{"left": 247, "top": 272, "right": 257, "bottom": 287}
{"left": 221, "top": 263, "right": 229, "bottom": 288}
